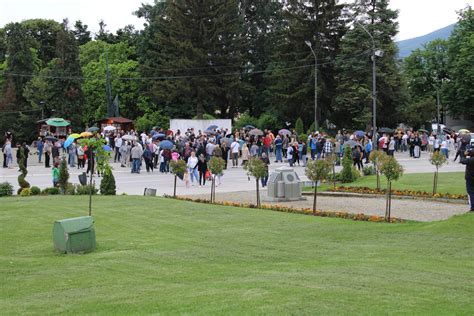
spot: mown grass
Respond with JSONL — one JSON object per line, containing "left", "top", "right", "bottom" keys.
{"left": 1, "top": 196, "right": 473, "bottom": 314}
{"left": 304, "top": 172, "right": 466, "bottom": 195}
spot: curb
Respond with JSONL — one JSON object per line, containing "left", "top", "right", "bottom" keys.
{"left": 301, "top": 191, "right": 467, "bottom": 205}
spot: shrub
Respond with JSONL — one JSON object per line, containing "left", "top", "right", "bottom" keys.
{"left": 298, "top": 134, "right": 308, "bottom": 143}
{"left": 58, "top": 158, "right": 69, "bottom": 194}
{"left": 65, "top": 183, "right": 76, "bottom": 195}
{"left": 0, "top": 182, "right": 14, "bottom": 197}
{"left": 100, "top": 170, "right": 116, "bottom": 195}
{"left": 42, "top": 187, "right": 60, "bottom": 195}
{"left": 20, "top": 188, "right": 31, "bottom": 197}
{"left": 76, "top": 184, "right": 98, "bottom": 195}
{"left": 30, "top": 186, "right": 41, "bottom": 195}
{"left": 362, "top": 165, "right": 376, "bottom": 176}
{"left": 340, "top": 146, "right": 358, "bottom": 183}
{"left": 295, "top": 117, "right": 304, "bottom": 135}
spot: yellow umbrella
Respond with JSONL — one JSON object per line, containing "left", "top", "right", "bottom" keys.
{"left": 458, "top": 129, "right": 470, "bottom": 134}
{"left": 70, "top": 133, "right": 81, "bottom": 139}
{"left": 80, "top": 131, "right": 93, "bottom": 138}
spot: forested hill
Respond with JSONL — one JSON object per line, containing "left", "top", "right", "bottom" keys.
{"left": 397, "top": 24, "right": 456, "bottom": 58}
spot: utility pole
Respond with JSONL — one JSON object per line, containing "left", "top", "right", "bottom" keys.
{"left": 437, "top": 89, "right": 441, "bottom": 135}
{"left": 105, "top": 49, "right": 113, "bottom": 117}
{"left": 305, "top": 40, "right": 318, "bottom": 132}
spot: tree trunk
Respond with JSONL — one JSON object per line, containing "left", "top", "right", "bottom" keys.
{"left": 173, "top": 175, "right": 177, "bottom": 197}
{"left": 256, "top": 179, "right": 260, "bottom": 207}
{"left": 432, "top": 169, "right": 438, "bottom": 195}
{"left": 313, "top": 184, "right": 318, "bottom": 214}
{"left": 385, "top": 180, "right": 390, "bottom": 221}
{"left": 376, "top": 169, "right": 380, "bottom": 190}
{"left": 332, "top": 165, "right": 336, "bottom": 190}
{"left": 210, "top": 176, "right": 214, "bottom": 203}
{"left": 212, "top": 176, "right": 216, "bottom": 203}
{"left": 387, "top": 181, "right": 392, "bottom": 222}
{"left": 88, "top": 168, "right": 93, "bottom": 216}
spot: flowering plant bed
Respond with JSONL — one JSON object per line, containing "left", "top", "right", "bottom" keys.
{"left": 327, "top": 186, "right": 468, "bottom": 200}
{"left": 164, "top": 195, "right": 404, "bottom": 223}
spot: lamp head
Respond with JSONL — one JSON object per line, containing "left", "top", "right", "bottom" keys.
{"left": 305, "top": 40, "right": 312, "bottom": 47}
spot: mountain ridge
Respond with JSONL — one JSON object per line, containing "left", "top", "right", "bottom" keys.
{"left": 396, "top": 24, "right": 456, "bottom": 58}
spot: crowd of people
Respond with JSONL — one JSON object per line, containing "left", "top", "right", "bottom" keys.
{"left": 1, "top": 126, "right": 472, "bottom": 189}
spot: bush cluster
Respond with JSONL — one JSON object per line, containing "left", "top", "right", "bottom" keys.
{"left": 0, "top": 182, "right": 14, "bottom": 197}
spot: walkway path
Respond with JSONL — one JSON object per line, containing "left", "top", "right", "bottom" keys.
{"left": 183, "top": 190, "right": 470, "bottom": 222}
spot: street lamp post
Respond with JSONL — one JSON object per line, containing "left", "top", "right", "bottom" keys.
{"left": 39, "top": 101, "right": 45, "bottom": 120}
{"left": 356, "top": 22, "right": 380, "bottom": 146}
{"left": 305, "top": 40, "right": 318, "bottom": 132}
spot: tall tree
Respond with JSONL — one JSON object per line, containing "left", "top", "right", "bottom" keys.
{"left": 72, "top": 20, "right": 92, "bottom": 46}
{"left": 444, "top": 6, "right": 474, "bottom": 120}
{"left": 332, "top": 0, "right": 407, "bottom": 129}
{"left": 137, "top": 0, "right": 245, "bottom": 119}
{"left": 263, "top": 0, "right": 347, "bottom": 129}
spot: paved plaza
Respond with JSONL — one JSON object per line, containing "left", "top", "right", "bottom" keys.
{"left": 1, "top": 150, "right": 464, "bottom": 197}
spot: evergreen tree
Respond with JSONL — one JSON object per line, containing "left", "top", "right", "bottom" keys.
{"left": 332, "top": 0, "right": 407, "bottom": 129}
{"left": 264, "top": 0, "right": 347, "bottom": 128}
{"left": 137, "top": 0, "right": 245, "bottom": 119}
{"left": 72, "top": 20, "right": 92, "bottom": 46}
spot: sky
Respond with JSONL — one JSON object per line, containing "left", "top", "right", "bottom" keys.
{"left": 0, "top": 0, "right": 472, "bottom": 41}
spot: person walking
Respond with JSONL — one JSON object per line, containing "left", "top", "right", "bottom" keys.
{"left": 4, "top": 139, "right": 13, "bottom": 169}
{"left": 287, "top": 144, "right": 294, "bottom": 167}
{"left": 114, "top": 134, "right": 122, "bottom": 163}
{"left": 77, "top": 144, "right": 85, "bottom": 169}
{"left": 461, "top": 148, "right": 474, "bottom": 212}
{"left": 52, "top": 161, "right": 60, "bottom": 187}
{"left": 241, "top": 143, "right": 249, "bottom": 166}
{"left": 274, "top": 135, "right": 283, "bottom": 163}
{"left": 68, "top": 142, "right": 76, "bottom": 167}
{"left": 352, "top": 143, "right": 363, "bottom": 171}
{"left": 142, "top": 145, "right": 154, "bottom": 173}
{"left": 187, "top": 151, "right": 199, "bottom": 185}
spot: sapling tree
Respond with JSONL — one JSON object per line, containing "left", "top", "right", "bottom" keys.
{"left": 169, "top": 159, "right": 187, "bottom": 197}
{"left": 208, "top": 157, "right": 225, "bottom": 203}
{"left": 325, "top": 153, "right": 338, "bottom": 190}
{"left": 17, "top": 146, "right": 30, "bottom": 194}
{"left": 305, "top": 158, "right": 331, "bottom": 214}
{"left": 369, "top": 150, "right": 387, "bottom": 190}
{"left": 340, "top": 146, "right": 357, "bottom": 183}
{"left": 58, "top": 157, "right": 70, "bottom": 194}
{"left": 100, "top": 165, "right": 116, "bottom": 195}
{"left": 243, "top": 157, "right": 268, "bottom": 207}
{"left": 78, "top": 137, "right": 112, "bottom": 216}
{"left": 429, "top": 151, "right": 447, "bottom": 195}
{"left": 380, "top": 156, "right": 404, "bottom": 222}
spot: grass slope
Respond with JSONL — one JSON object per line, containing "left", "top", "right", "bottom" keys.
{"left": 1, "top": 196, "right": 473, "bottom": 314}
{"left": 306, "top": 172, "right": 466, "bottom": 195}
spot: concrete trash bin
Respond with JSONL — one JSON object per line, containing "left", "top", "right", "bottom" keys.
{"left": 266, "top": 167, "right": 305, "bottom": 202}
{"left": 53, "top": 216, "right": 96, "bottom": 253}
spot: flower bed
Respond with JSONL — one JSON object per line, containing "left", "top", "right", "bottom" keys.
{"left": 164, "top": 195, "right": 403, "bottom": 223}
{"left": 327, "top": 186, "right": 467, "bottom": 200}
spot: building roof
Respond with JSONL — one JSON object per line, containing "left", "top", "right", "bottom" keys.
{"left": 99, "top": 117, "right": 133, "bottom": 124}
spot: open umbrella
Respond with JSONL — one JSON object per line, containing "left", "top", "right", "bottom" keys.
{"left": 458, "top": 129, "right": 470, "bottom": 134}
{"left": 46, "top": 118, "right": 70, "bottom": 127}
{"left": 122, "top": 135, "right": 137, "bottom": 141}
{"left": 442, "top": 126, "right": 454, "bottom": 134}
{"left": 249, "top": 128, "right": 264, "bottom": 136}
{"left": 159, "top": 140, "right": 174, "bottom": 150}
{"left": 461, "top": 133, "right": 472, "bottom": 143}
{"left": 278, "top": 129, "right": 291, "bottom": 136}
{"left": 152, "top": 133, "right": 166, "bottom": 140}
{"left": 70, "top": 133, "right": 81, "bottom": 139}
{"left": 87, "top": 126, "right": 100, "bottom": 133}
{"left": 354, "top": 130, "right": 366, "bottom": 137}
{"left": 243, "top": 125, "right": 255, "bottom": 130}
{"left": 418, "top": 128, "right": 429, "bottom": 134}
{"left": 44, "top": 136, "right": 58, "bottom": 142}
{"left": 379, "top": 127, "right": 394, "bottom": 134}
{"left": 344, "top": 140, "right": 358, "bottom": 148}
{"left": 80, "top": 131, "right": 93, "bottom": 138}
{"left": 104, "top": 126, "right": 116, "bottom": 132}
{"left": 203, "top": 129, "right": 217, "bottom": 135}
{"left": 63, "top": 136, "right": 75, "bottom": 148}
{"left": 103, "top": 145, "right": 113, "bottom": 151}
{"left": 207, "top": 125, "right": 218, "bottom": 130}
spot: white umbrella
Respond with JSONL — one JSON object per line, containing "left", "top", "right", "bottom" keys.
{"left": 122, "top": 135, "right": 137, "bottom": 141}
{"left": 104, "top": 126, "right": 116, "bottom": 132}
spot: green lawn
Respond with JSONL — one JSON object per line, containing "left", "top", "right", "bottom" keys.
{"left": 305, "top": 172, "right": 466, "bottom": 195}
{"left": 1, "top": 196, "right": 473, "bottom": 314}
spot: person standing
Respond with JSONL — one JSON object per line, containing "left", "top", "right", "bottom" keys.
{"left": 130, "top": 143, "right": 143, "bottom": 174}
{"left": 52, "top": 161, "right": 60, "bottom": 187}
{"left": 114, "top": 134, "right": 122, "bottom": 163}
{"left": 241, "top": 143, "right": 250, "bottom": 166}
{"left": 44, "top": 140, "right": 51, "bottom": 168}
{"left": 274, "top": 135, "right": 283, "bottom": 163}
{"left": 287, "top": 145, "right": 294, "bottom": 167}
{"left": 4, "top": 140, "right": 13, "bottom": 169}
{"left": 197, "top": 154, "right": 208, "bottom": 187}
{"left": 260, "top": 152, "right": 270, "bottom": 187}
{"left": 461, "top": 149, "right": 474, "bottom": 212}
{"left": 68, "top": 142, "right": 76, "bottom": 167}
{"left": 187, "top": 151, "right": 199, "bottom": 185}
{"left": 36, "top": 137, "right": 43, "bottom": 163}
{"left": 230, "top": 139, "right": 240, "bottom": 167}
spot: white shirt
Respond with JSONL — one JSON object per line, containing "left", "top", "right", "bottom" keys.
{"left": 115, "top": 137, "right": 122, "bottom": 148}
{"left": 231, "top": 141, "right": 239, "bottom": 153}
{"left": 187, "top": 156, "right": 198, "bottom": 169}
